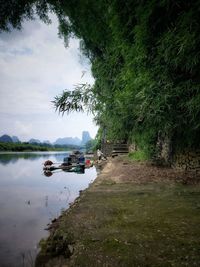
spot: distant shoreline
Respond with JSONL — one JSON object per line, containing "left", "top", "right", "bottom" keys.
{"left": 0, "top": 142, "right": 82, "bottom": 152}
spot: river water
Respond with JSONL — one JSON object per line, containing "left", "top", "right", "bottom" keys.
{"left": 0, "top": 152, "right": 96, "bottom": 267}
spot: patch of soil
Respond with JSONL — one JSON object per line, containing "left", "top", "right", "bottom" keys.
{"left": 96, "top": 156, "right": 200, "bottom": 185}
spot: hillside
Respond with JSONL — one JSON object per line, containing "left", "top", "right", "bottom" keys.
{"left": 0, "top": 135, "right": 13, "bottom": 143}
{"left": 54, "top": 137, "right": 81, "bottom": 146}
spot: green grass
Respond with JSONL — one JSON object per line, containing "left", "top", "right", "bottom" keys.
{"left": 128, "top": 150, "right": 148, "bottom": 161}
{"left": 37, "top": 182, "right": 200, "bottom": 267}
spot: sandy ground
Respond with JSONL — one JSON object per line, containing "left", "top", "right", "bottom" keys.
{"left": 95, "top": 156, "right": 200, "bottom": 185}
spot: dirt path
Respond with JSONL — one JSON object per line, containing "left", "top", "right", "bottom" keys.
{"left": 36, "top": 157, "right": 200, "bottom": 267}
{"left": 94, "top": 156, "right": 199, "bottom": 185}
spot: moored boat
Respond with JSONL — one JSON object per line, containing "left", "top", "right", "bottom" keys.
{"left": 43, "top": 151, "right": 87, "bottom": 173}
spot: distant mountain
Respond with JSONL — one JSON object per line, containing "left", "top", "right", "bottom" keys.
{"left": 43, "top": 140, "right": 51, "bottom": 145}
{"left": 54, "top": 131, "right": 92, "bottom": 146}
{"left": 0, "top": 134, "right": 13, "bottom": 143}
{"left": 81, "top": 131, "right": 92, "bottom": 145}
{"left": 12, "top": 136, "right": 20, "bottom": 143}
{"left": 28, "top": 138, "right": 41, "bottom": 144}
{"left": 54, "top": 137, "right": 81, "bottom": 146}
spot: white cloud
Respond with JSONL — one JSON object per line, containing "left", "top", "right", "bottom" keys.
{"left": 0, "top": 14, "right": 98, "bottom": 141}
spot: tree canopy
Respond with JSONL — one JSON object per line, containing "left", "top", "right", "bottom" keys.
{"left": 1, "top": 0, "right": 200, "bottom": 157}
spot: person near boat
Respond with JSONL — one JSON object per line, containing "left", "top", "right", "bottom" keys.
{"left": 97, "top": 149, "right": 102, "bottom": 161}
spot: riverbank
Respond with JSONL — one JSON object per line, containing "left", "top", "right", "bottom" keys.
{"left": 36, "top": 156, "right": 200, "bottom": 267}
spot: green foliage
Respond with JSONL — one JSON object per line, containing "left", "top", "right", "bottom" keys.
{"left": 0, "top": 142, "right": 47, "bottom": 152}
{"left": 128, "top": 150, "right": 148, "bottom": 162}
{"left": 0, "top": 1, "right": 51, "bottom": 32}
{"left": 0, "top": 142, "right": 81, "bottom": 152}
{"left": 53, "top": 0, "right": 200, "bottom": 154}
{"left": 85, "top": 139, "right": 95, "bottom": 153}
{"left": 53, "top": 83, "right": 95, "bottom": 114}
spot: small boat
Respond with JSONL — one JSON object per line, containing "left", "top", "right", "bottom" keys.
{"left": 43, "top": 151, "right": 86, "bottom": 173}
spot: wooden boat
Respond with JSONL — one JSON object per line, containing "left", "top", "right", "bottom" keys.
{"left": 43, "top": 163, "right": 85, "bottom": 172}
{"left": 43, "top": 151, "right": 86, "bottom": 173}
{"left": 43, "top": 151, "right": 94, "bottom": 177}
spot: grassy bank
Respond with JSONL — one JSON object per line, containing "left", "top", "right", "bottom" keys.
{"left": 128, "top": 150, "right": 149, "bottom": 161}
{"left": 36, "top": 157, "right": 200, "bottom": 267}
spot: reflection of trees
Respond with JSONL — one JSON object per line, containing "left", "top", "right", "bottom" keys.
{"left": 0, "top": 154, "right": 18, "bottom": 165}
{"left": 0, "top": 154, "right": 20, "bottom": 165}
{"left": 0, "top": 153, "right": 50, "bottom": 165}
{"left": 0, "top": 152, "right": 69, "bottom": 165}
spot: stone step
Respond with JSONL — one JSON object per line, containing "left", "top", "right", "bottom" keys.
{"left": 113, "top": 151, "right": 129, "bottom": 154}
{"left": 102, "top": 142, "right": 129, "bottom": 157}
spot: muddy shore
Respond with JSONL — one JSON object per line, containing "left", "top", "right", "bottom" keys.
{"left": 36, "top": 156, "right": 200, "bottom": 267}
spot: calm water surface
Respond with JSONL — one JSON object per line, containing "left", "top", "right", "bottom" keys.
{"left": 0, "top": 152, "right": 96, "bottom": 267}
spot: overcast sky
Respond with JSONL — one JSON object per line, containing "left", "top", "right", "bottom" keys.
{"left": 0, "top": 15, "right": 98, "bottom": 142}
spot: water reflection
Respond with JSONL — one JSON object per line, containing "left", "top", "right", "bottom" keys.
{"left": 43, "top": 166, "right": 85, "bottom": 177}
{"left": 0, "top": 151, "right": 71, "bottom": 165}
{"left": 43, "top": 170, "right": 54, "bottom": 177}
{"left": 0, "top": 152, "right": 96, "bottom": 267}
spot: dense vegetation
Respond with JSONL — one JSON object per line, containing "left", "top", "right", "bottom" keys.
{"left": 1, "top": 0, "right": 200, "bottom": 158}
{"left": 0, "top": 142, "right": 82, "bottom": 152}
